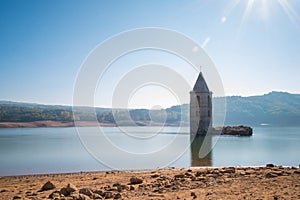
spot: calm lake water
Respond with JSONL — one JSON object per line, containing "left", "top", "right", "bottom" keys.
{"left": 0, "top": 126, "right": 299, "bottom": 176}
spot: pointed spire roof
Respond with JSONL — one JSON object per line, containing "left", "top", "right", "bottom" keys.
{"left": 193, "top": 72, "right": 210, "bottom": 92}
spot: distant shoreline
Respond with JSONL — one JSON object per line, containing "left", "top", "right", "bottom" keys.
{"left": 0, "top": 121, "right": 116, "bottom": 128}
{"left": 0, "top": 121, "right": 253, "bottom": 136}
{"left": 1, "top": 91, "right": 300, "bottom": 127}
{"left": 0, "top": 120, "right": 185, "bottom": 128}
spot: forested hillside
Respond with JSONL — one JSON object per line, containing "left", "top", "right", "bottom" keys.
{"left": 223, "top": 91, "right": 300, "bottom": 126}
{"left": 1, "top": 91, "right": 299, "bottom": 126}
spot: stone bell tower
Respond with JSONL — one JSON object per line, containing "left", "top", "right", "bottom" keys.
{"left": 190, "top": 72, "right": 212, "bottom": 137}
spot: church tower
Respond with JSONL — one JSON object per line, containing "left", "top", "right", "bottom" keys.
{"left": 190, "top": 72, "right": 212, "bottom": 137}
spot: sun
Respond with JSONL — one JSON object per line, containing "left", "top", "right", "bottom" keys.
{"left": 222, "top": 0, "right": 300, "bottom": 30}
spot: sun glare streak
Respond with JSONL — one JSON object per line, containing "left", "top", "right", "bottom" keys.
{"left": 222, "top": 0, "right": 241, "bottom": 23}
{"left": 223, "top": 0, "right": 241, "bottom": 17}
{"left": 261, "top": 0, "right": 270, "bottom": 22}
{"left": 277, "top": 0, "right": 300, "bottom": 29}
{"left": 241, "top": 0, "right": 255, "bottom": 27}
{"left": 202, "top": 37, "right": 211, "bottom": 48}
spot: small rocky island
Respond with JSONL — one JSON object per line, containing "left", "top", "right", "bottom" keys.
{"left": 214, "top": 125, "right": 253, "bottom": 136}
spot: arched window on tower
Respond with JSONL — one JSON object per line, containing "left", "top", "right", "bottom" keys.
{"left": 207, "top": 95, "right": 211, "bottom": 117}
{"left": 207, "top": 95, "right": 211, "bottom": 105}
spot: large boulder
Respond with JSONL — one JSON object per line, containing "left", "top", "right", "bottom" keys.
{"left": 129, "top": 176, "right": 143, "bottom": 184}
{"left": 79, "top": 188, "right": 93, "bottom": 197}
{"left": 59, "top": 183, "right": 78, "bottom": 196}
{"left": 41, "top": 181, "right": 56, "bottom": 191}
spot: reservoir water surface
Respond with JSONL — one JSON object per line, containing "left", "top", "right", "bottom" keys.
{"left": 0, "top": 126, "right": 299, "bottom": 176}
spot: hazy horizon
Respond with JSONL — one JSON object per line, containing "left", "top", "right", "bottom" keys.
{"left": 1, "top": 90, "right": 298, "bottom": 109}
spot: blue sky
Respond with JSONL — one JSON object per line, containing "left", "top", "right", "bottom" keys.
{"left": 0, "top": 0, "right": 300, "bottom": 107}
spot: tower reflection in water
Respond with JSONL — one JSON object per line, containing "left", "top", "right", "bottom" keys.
{"left": 190, "top": 136, "right": 213, "bottom": 167}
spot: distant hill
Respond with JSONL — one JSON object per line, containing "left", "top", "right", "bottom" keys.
{"left": 223, "top": 91, "right": 300, "bottom": 126}
{"left": 0, "top": 91, "right": 299, "bottom": 126}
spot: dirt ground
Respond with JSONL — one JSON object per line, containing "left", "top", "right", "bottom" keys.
{"left": 0, "top": 166, "right": 299, "bottom": 199}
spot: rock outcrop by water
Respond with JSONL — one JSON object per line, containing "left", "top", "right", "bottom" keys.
{"left": 223, "top": 125, "right": 252, "bottom": 136}
{"left": 213, "top": 125, "right": 253, "bottom": 136}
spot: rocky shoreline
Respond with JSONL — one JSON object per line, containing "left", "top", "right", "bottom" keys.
{"left": 1, "top": 165, "right": 299, "bottom": 199}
